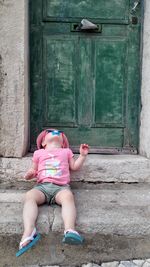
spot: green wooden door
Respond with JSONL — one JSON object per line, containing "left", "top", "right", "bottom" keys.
{"left": 30, "top": 0, "right": 141, "bottom": 153}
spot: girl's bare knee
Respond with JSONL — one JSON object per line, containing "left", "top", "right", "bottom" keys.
{"left": 24, "top": 190, "right": 35, "bottom": 202}
{"left": 65, "top": 191, "right": 74, "bottom": 201}
{"left": 24, "top": 189, "right": 46, "bottom": 205}
{"left": 56, "top": 190, "right": 74, "bottom": 204}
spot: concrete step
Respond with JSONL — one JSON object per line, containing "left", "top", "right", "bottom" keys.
{"left": 1, "top": 155, "right": 150, "bottom": 189}
{"left": 1, "top": 184, "right": 150, "bottom": 266}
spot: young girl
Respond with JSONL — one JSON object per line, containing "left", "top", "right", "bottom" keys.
{"left": 16, "top": 129, "right": 89, "bottom": 257}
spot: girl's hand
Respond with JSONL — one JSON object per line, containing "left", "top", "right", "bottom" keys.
{"left": 80, "top": 144, "right": 89, "bottom": 156}
{"left": 24, "top": 169, "right": 37, "bottom": 180}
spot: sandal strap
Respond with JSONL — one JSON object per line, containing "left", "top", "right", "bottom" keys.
{"left": 19, "top": 228, "right": 37, "bottom": 248}
{"left": 64, "top": 229, "right": 80, "bottom": 236}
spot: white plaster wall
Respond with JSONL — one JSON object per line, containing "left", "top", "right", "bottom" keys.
{"left": 0, "top": 0, "right": 29, "bottom": 157}
{"left": 140, "top": 0, "right": 150, "bottom": 158}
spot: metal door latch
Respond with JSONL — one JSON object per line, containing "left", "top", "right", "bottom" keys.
{"left": 71, "top": 19, "right": 102, "bottom": 33}
{"left": 131, "top": 1, "right": 140, "bottom": 13}
{"left": 76, "top": 19, "right": 98, "bottom": 31}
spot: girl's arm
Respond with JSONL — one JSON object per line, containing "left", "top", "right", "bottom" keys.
{"left": 69, "top": 144, "right": 89, "bottom": 171}
{"left": 24, "top": 162, "right": 38, "bottom": 180}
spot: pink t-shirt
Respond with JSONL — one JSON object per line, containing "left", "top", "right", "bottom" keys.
{"left": 32, "top": 148, "right": 74, "bottom": 185}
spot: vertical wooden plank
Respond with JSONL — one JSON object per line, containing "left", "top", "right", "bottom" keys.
{"left": 124, "top": 23, "right": 141, "bottom": 149}
{"left": 78, "top": 37, "right": 93, "bottom": 126}
{"left": 29, "top": 0, "right": 42, "bottom": 25}
{"left": 30, "top": 0, "right": 43, "bottom": 146}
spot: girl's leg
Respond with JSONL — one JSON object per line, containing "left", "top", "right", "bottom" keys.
{"left": 55, "top": 189, "right": 76, "bottom": 231}
{"left": 21, "top": 189, "right": 46, "bottom": 246}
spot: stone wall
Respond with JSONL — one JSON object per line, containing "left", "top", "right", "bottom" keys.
{"left": 0, "top": 0, "right": 29, "bottom": 157}
{"left": 140, "top": 0, "right": 150, "bottom": 158}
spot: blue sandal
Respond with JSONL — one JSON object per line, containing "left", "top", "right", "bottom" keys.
{"left": 62, "top": 230, "right": 84, "bottom": 245}
{"left": 16, "top": 228, "right": 41, "bottom": 257}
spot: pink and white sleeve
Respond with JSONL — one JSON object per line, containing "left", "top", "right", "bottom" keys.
{"left": 68, "top": 148, "right": 74, "bottom": 160}
{"left": 32, "top": 150, "right": 39, "bottom": 164}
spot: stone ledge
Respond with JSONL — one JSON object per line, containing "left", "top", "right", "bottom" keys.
{"left": 12, "top": 259, "right": 150, "bottom": 267}
{"left": 1, "top": 155, "right": 150, "bottom": 187}
{"left": 1, "top": 185, "right": 150, "bottom": 237}
{"left": 1, "top": 185, "right": 150, "bottom": 266}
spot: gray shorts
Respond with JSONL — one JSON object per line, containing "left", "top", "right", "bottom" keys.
{"left": 34, "top": 182, "right": 71, "bottom": 205}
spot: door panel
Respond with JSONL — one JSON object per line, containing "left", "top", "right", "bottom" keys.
{"left": 94, "top": 39, "right": 127, "bottom": 126}
{"left": 43, "top": 37, "right": 77, "bottom": 126}
{"left": 30, "top": 0, "right": 141, "bottom": 153}
{"left": 61, "top": 127, "right": 123, "bottom": 148}
{"left": 43, "top": 0, "right": 129, "bottom": 23}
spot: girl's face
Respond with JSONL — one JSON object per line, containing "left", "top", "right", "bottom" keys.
{"left": 42, "top": 130, "right": 63, "bottom": 148}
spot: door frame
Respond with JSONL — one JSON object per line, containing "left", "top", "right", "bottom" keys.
{"left": 29, "top": 0, "right": 143, "bottom": 154}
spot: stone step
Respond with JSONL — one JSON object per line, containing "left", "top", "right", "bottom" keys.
{"left": 1, "top": 184, "right": 150, "bottom": 266}
{"left": 1, "top": 155, "right": 150, "bottom": 190}
{"left": 8, "top": 259, "right": 150, "bottom": 267}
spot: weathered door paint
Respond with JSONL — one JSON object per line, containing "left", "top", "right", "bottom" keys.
{"left": 30, "top": 0, "right": 141, "bottom": 153}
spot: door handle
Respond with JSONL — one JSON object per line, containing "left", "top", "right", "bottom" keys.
{"left": 71, "top": 19, "right": 102, "bottom": 33}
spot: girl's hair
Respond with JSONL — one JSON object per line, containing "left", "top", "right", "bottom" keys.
{"left": 36, "top": 129, "right": 69, "bottom": 149}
